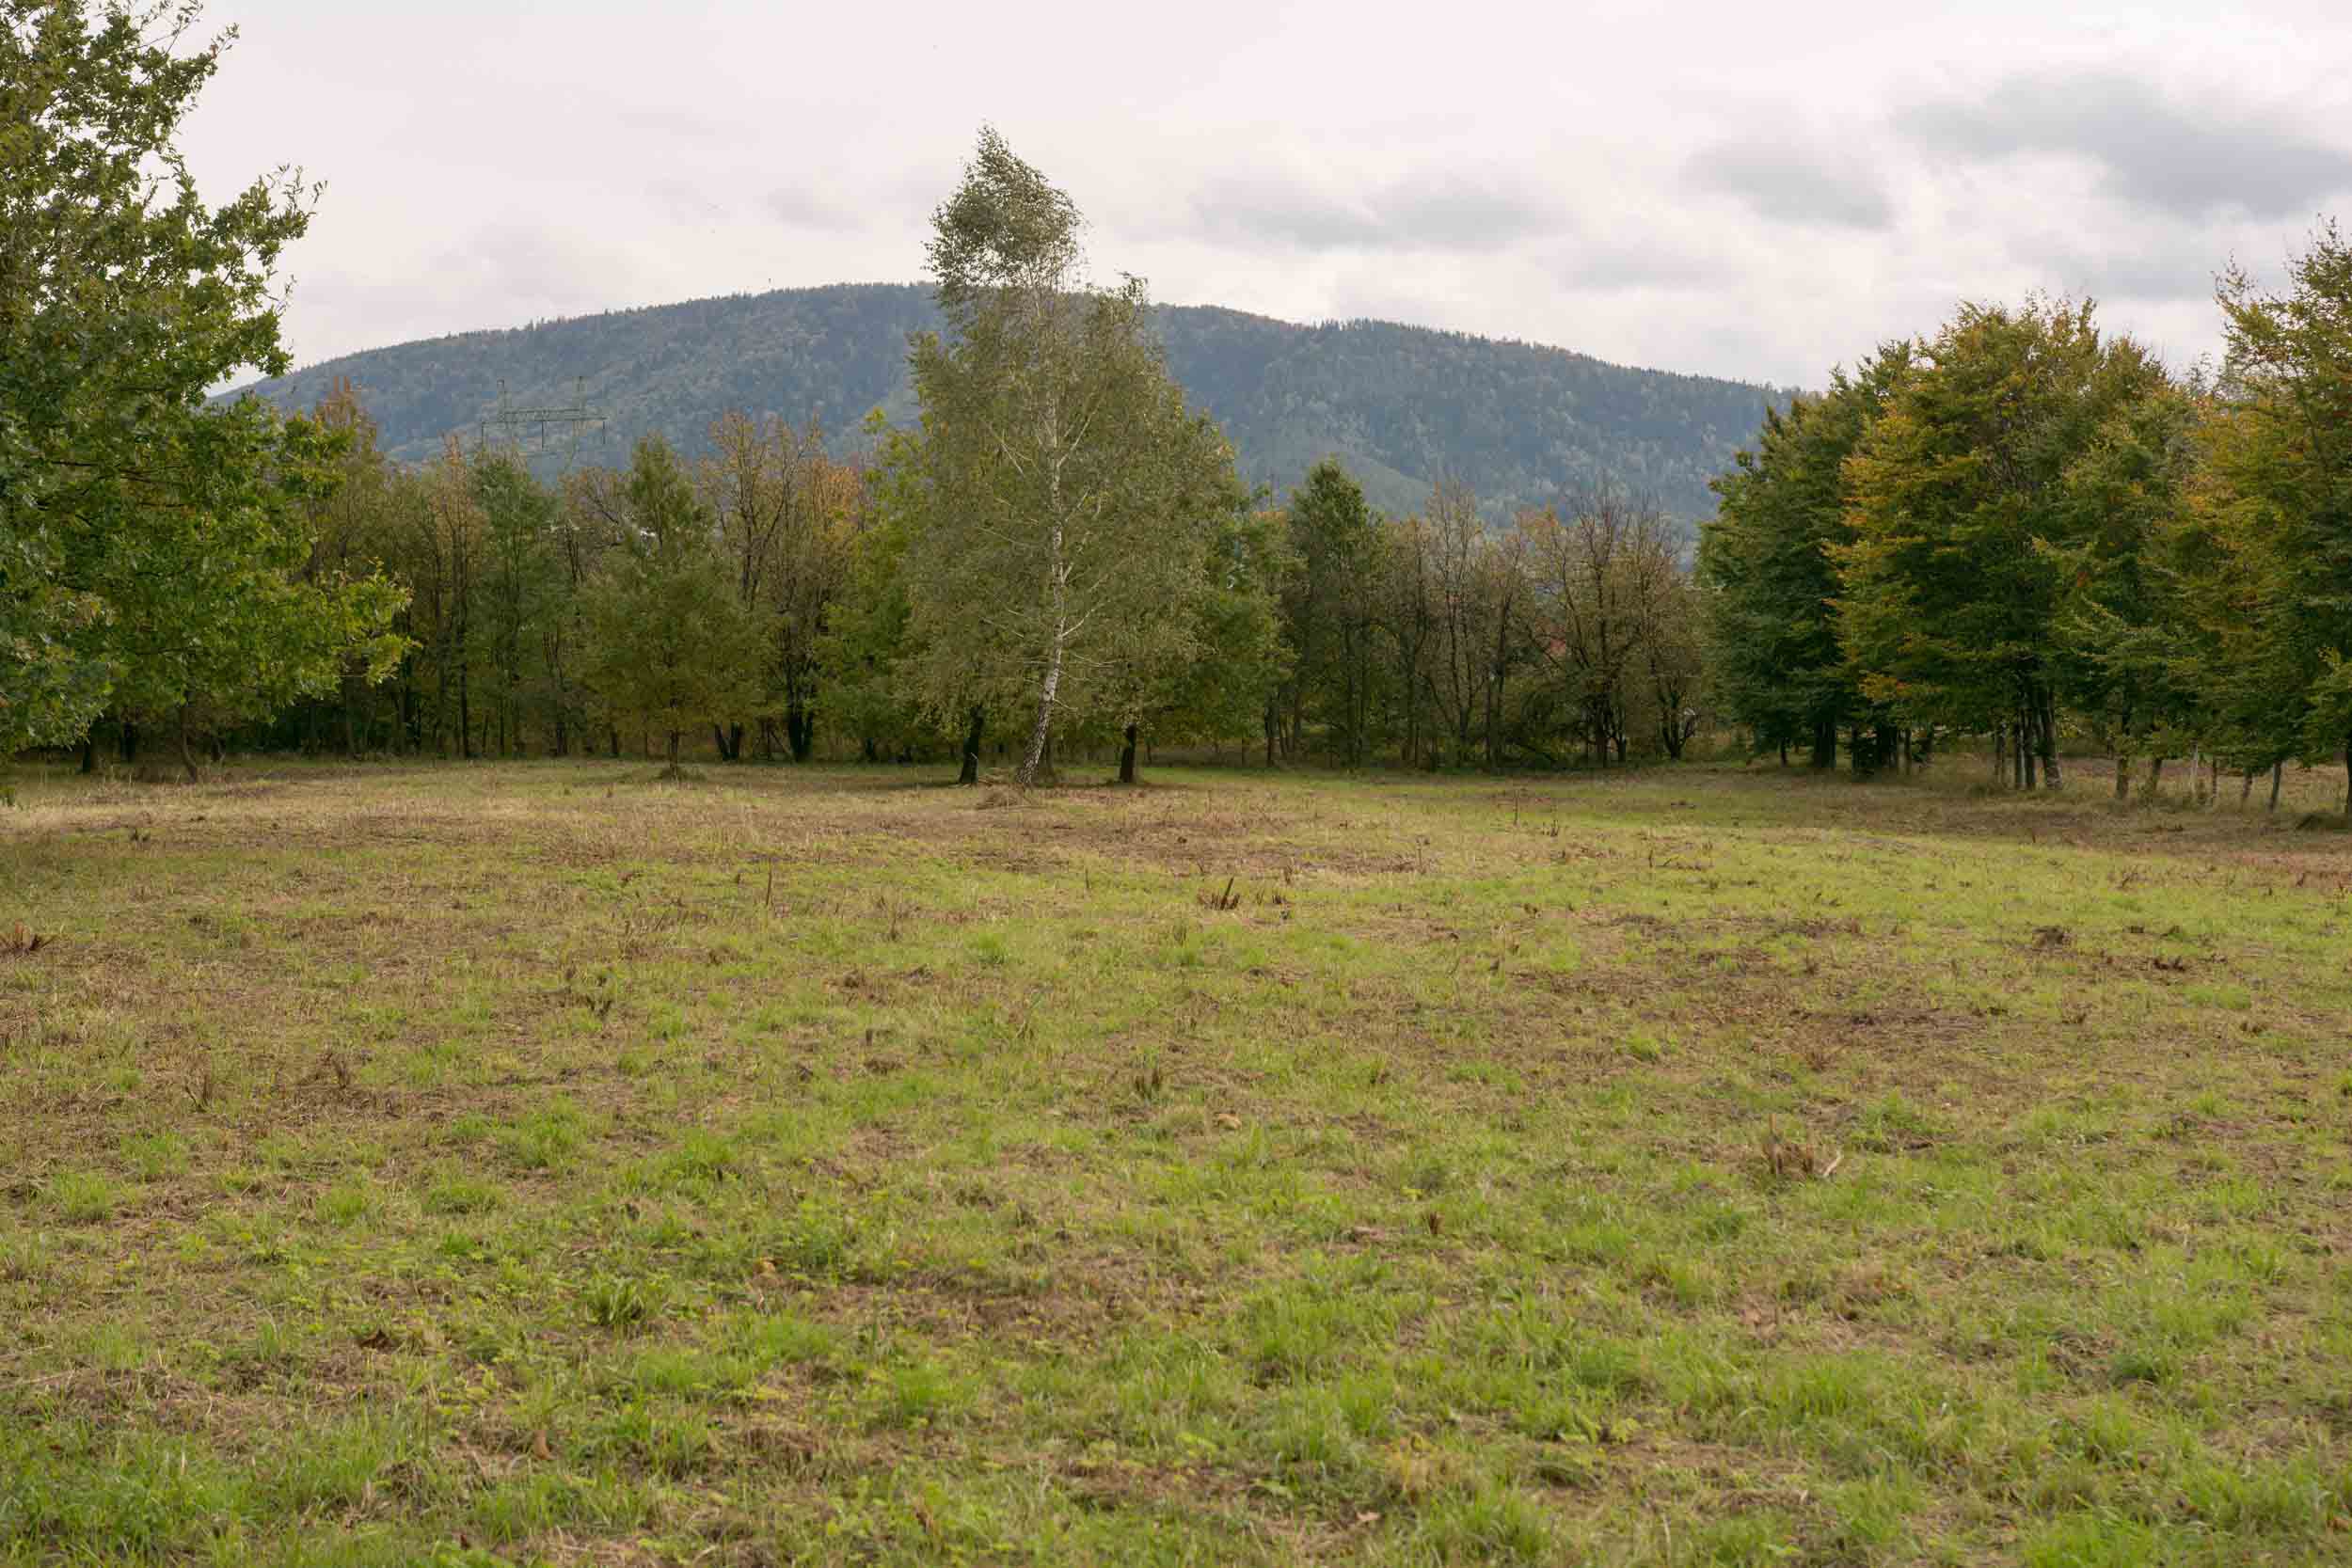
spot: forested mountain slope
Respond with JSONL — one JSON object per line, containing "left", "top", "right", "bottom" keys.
{"left": 236, "top": 283, "right": 1782, "bottom": 519}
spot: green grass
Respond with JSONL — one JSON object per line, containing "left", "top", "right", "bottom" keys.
{"left": 4, "top": 753, "right": 2352, "bottom": 1564}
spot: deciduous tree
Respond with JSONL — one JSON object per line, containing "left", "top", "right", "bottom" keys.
{"left": 2, "top": 0, "right": 399, "bottom": 757}
{"left": 901, "top": 127, "right": 1244, "bottom": 786}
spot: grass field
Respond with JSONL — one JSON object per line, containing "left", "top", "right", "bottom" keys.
{"left": 5, "top": 755, "right": 2352, "bottom": 1566}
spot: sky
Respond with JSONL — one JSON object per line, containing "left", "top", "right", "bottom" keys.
{"left": 180, "top": 0, "right": 2352, "bottom": 390}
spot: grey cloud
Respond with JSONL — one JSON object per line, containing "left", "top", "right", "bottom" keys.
{"left": 1897, "top": 71, "right": 2352, "bottom": 219}
{"left": 1684, "top": 142, "right": 1894, "bottom": 230}
{"left": 1371, "top": 172, "right": 1565, "bottom": 246}
{"left": 1556, "top": 238, "right": 1734, "bottom": 293}
{"left": 767, "top": 185, "right": 859, "bottom": 231}
{"left": 2029, "top": 242, "right": 2219, "bottom": 305}
{"left": 1187, "top": 168, "right": 1565, "bottom": 253}
{"left": 1187, "top": 175, "right": 1387, "bottom": 248}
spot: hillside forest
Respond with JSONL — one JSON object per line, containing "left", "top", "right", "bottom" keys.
{"left": 231, "top": 286, "right": 1781, "bottom": 528}
{"left": 8, "top": 8, "right": 2352, "bottom": 813}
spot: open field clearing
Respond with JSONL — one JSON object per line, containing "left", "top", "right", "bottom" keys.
{"left": 5, "top": 759, "right": 2352, "bottom": 1566}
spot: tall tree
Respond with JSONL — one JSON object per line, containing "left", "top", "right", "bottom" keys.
{"left": 1836, "top": 301, "right": 2167, "bottom": 788}
{"left": 1423, "top": 478, "right": 1493, "bottom": 767}
{"left": 1105, "top": 495, "right": 1285, "bottom": 781}
{"left": 2196, "top": 225, "right": 2352, "bottom": 814}
{"left": 2, "top": 0, "right": 399, "bottom": 757}
{"left": 1278, "top": 460, "right": 1387, "bottom": 766}
{"left": 583, "top": 437, "right": 762, "bottom": 772}
{"left": 472, "top": 451, "right": 559, "bottom": 757}
{"left": 1699, "top": 347, "right": 1910, "bottom": 768}
{"left": 2043, "top": 382, "right": 2214, "bottom": 796}
{"left": 901, "top": 126, "right": 1244, "bottom": 786}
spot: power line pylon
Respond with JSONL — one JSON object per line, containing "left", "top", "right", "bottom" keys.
{"left": 478, "top": 376, "right": 605, "bottom": 472}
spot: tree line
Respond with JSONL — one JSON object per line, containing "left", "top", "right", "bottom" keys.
{"left": 9, "top": 66, "right": 1715, "bottom": 784}
{"left": 25, "top": 3, "right": 2345, "bottom": 805}
{"left": 172, "top": 378, "right": 1708, "bottom": 784}
{"left": 1699, "top": 231, "right": 2352, "bottom": 813}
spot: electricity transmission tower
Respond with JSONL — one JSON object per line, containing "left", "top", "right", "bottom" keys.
{"left": 477, "top": 376, "right": 605, "bottom": 472}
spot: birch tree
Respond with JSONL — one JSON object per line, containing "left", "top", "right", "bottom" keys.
{"left": 901, "top": 127, "right": 1241, "bottom": 786}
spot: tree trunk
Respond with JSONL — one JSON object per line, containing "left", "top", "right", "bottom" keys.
{"left": 2146, "top": 755, "right": 2163, "bottom": 799}
{"left": 2268, "top": 759, "right": 2284, "bottom": 814}
{"left": 665, "top": 730, "right": 681, "bottom": 771}
{"left": 2239, "top": 768, "right": 2256, "bottom": 808}
{"left": 1810, "top": 720, "right": 1836, "bottom": 769}
{"left": 958, "top": 706, "right": 985, "bottom": 785}
{"left": 176, "top": 706, "right": 201, "bottom": 783}
{"left": 1017, "top": 644, "right": 1062, "bottom": 788}
{"left": 711, "top": 724, "right": 731, "bottom": 762}
{"left": 787, "top": 707, "right": 813, "bottom": 765}
{"left": 1119, "top": 722, "right": 1139, "bottom": 784}
{"left": 78, "top": 733, "right": 96, "bottom": 774}
{"left": 2114, "top": 748, "right": 2131, "bottom": 800}
{"left": 2343, "top": 734, "right": 2351, "bottom": 817}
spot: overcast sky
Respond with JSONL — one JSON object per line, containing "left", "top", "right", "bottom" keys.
{"left": 181, "top": 0, "right": 2352, "bottom": 389}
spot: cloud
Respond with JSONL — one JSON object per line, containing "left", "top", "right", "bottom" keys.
{"left": 1184, "top": 166, "right": 1565, "bottom": 253}
{"left": 1897, "top": 71, "right": 2352, "bottom": 220}
{"left": 767, "top": 185, "right": 860, "bottom": 232}
{"left": 1555, "top": 237, "right": 1734, "bottom": 293}
{"left": 1683, "top": 142, "right": 1894, "bottom": 230}
{"left": 2020, "top": 238, "right": 2220, "bottom": 306}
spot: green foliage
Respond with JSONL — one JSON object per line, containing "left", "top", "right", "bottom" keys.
{"left": 582, "top": 437, "right": 764, "bottom": 768}
{"left": 1699, "top": 347, "right": 1910, "bottom": 764}
{"left": 2042, "top": 382, "right": 2213, "bottom": 772}
{"left": 1835, "top": 300, "right": 2169, "bottom": 782}
{"left": 1277, "top": 461, "right": 1389, "bottom": 765}
{"left": 1, "top": 0, "right": 402, "bottom": 756}
{"left": 901, "top": 129, "right": 1253, "bottom": 784}
{"left": 1702, "top": 246, "right": 2352, "bottom": 802}
{"left": 1155, "top": 505, "right": 1293, "bottom": 752}
{"left": 816, "top": 415, "right": 930, "bottom": 761}
{"left": 2195, "top": 223, "right": 2352, "bottom": 808}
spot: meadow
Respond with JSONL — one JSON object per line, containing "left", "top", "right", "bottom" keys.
{"left": 3, "top": 755, "right": 2351, "bottom": 1567}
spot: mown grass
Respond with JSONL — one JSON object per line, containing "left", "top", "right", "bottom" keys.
{"left": 3, "top": 754, "right": 2351, "bottom": 1566}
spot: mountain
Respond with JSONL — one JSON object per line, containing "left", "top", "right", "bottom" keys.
{"left": 234, "top": 283, "right": 1785, "bottom": 521}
